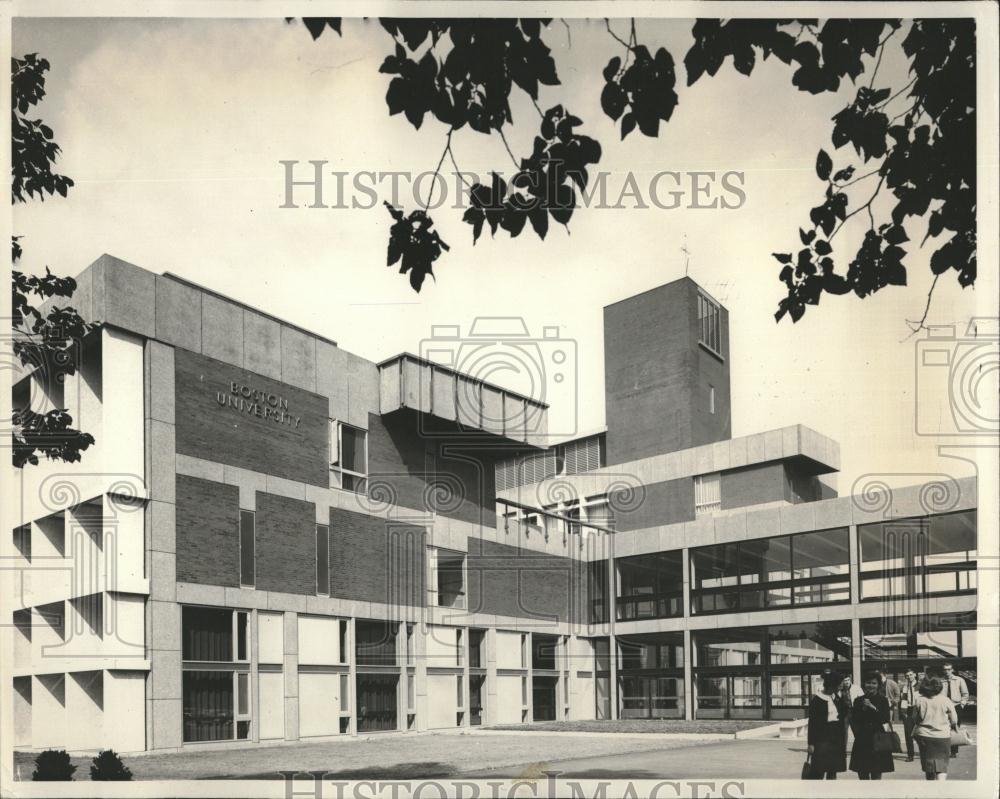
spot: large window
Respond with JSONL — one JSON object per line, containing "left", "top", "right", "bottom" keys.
{"left": 697, "top": 291, "right": 722, "bottom": 355}
{"left": 330, "top": 420, "right": 368, "bottom": 493}
{"left": 861, "top": 611, "right": 976, "bottom": 663}
{"left": 618, "top": 632, "right": 685, "bottom": 719}
{"left": 182, "top": 607, "right": 251, "bottom": 742}
{"left": 616, "top": 550, "right": 684, "bottom": 621}
{"left": 859, "top": 510, "right": 976, "bottom": 600}
{"left": 691, "top": 529, "right": 849, "bottom": 614}
{"left": 239, "top": 511, "right": 255, "bottom": 588}
{"left": 355, "top": 620, "right": 398, "bottom": 666}
{"left": 693, "top": 622, "right": 851, "bottom": 720}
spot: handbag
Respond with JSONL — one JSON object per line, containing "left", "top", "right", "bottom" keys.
{"left": 950, "top": 727, "right": 973, "bottom": 747}
{"left": 872, "top": 722, "right": 903, "bottom": 753}
{"left": 801, "top": 752, "right": 813, "bottom": 780}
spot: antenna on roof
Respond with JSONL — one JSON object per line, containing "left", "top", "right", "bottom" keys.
{"left": 680, "top": 234, "right": 691, "bottom": 276}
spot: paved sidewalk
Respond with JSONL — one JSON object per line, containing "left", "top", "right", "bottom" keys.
{"left": 463, "top": 735, "right": 978, "bottom": 781}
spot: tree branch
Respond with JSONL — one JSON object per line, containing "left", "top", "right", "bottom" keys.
{"left": 423, "top": 128, "right": 453, "bottom": 212}
{"left": 604, "top": 19, "right": 631, "bottom": 50}
{"left": 830, "top": 174, "right": 887, "bottom": 240}
{"left": 904, "top": 273, "right": 940, "bottom": 338}
{"left": 497, "top": 127, "right": 520, "bottom": 169}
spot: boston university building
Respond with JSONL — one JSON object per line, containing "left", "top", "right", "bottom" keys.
{"left": 9, "top": 255, "right": 978, "bottom": 753}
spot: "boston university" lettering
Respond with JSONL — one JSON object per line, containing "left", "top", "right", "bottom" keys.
{"left": 216, "top": 381, "right": 301, "bottom": 428}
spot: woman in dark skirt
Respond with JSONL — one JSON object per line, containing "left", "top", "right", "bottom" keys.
{"left": 912, "top": 675, "right": 959, "bottom": 780}
{"left": 849, "top": 673, "right": 895, "bottom": 779}
{"left": 806, "top": 671, "right": 847, "bottom": 779}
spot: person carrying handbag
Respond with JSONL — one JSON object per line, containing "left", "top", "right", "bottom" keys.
{"left": 849, "top": 673, "right": 896, "bottom": 779}
{"left": 804, "top": 670, "right": 847, "bottom": 780}
{"left": 941, "top": 662, "right": 969, "bottom": 757}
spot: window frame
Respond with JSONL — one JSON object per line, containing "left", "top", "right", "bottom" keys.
{"left": 694, "top": 473, "right": 721, "bottom": 517}
{"left": 690, "top": 529, "right": 851, "bottom": 615}
{"left": 329, "top": 419, "right": 369, "bottom": 494}
{"left": 858, "top": 510, "right": 977, "bottom": 602}
{"left": 697, "top": 291, "right": 723, "bottom": 357}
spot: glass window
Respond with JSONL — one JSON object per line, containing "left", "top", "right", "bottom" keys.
{"left": 861, "top": 612, "right": 976, "bottom": 661}
{"left": 183, "top": 607, "right": 233, "bottom": 662}
{"left": 859, "top": 511, "right": 976, "bottom": 599}
{"left": 768, "top": 622, "right": 851, "bottom": 664}
{"left": 355, "top": 620, "right": 398, "bottom": 666}
{"left": 435, "top": 549, "right": 466, "bottom": 609}
{"left": 239, "top": 511, "right": 255, "bottom": 587}
{"left": 616, "top": 550, "right": 684, "bottom": 621}
{"left": 340, "top": 673, "right": 349, "bottom": 712}
{"left": 694, "top": 473, "right": 721, "bottom": 516}
{"left": 183, "top": 670, "right": 233, "bottom": 742}
{"left": 236, "top": 672, "right": 250, "bottom": 716}
{"left": 694, "top": 629, "right": 762, "bottom": 668}
{"left": 533, "top": 634, "right": 558, "bottom": 670}
{"left": 331, "top": 421, "right": 368, "bottom": 493}
{"left": 793, "top": 529, "right": 849, "bottom": 578}
{"left": 697, "top": 291, "right": 722, "bottom": 355}
{"left": 235, "top": 611, "right": 248, "bottom": 662}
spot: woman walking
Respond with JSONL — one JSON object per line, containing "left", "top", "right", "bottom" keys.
{"left": 913, "top": 675, "right": 959, "bottom": 780}
{"left": 849, "top": 673, "right": 895, "bottom": 779}
{"left": 805, "top": 671, "right": 847, "bottom": 779}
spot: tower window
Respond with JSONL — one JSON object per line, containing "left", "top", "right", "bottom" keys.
{"left": 697, "top": 292, "right": 722, "bottom": 356}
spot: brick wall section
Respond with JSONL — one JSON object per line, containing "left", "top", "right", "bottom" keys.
{"left": 719, "top": 462, "right": 787, "bottom": 510}
{"left": 328, "top": 507, "right": 425, "bottom": 608}
{"left": 368, "top": 411, "right": 497, "bottom": 528}
{"left": 466, "top": 538, "right": 580, "bottom": 624}
{"left": 175, "top": 475, "right": 240, "bottom": 587}
{"left": 174, "top": 348, "right": 329, "bottom": 486}
{"left": 255, "top": 491, "right": 317, "bottom": 595}
{"left": 612, "top": 477, "right": 695, "bottom": 532}
{"left": 604, "top": 277, "right": 731, "bottom": 466}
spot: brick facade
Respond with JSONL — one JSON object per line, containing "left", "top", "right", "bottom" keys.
{"left": 175, "top": 475, "right": 240, "bottom": 587}
{"left": 328, "top": 507, "right": 426, "bottom": 608}
{"left": 466, "top": 538, "right": 581, "bottom": 624}
{"left": 254, "top": 491, "right": 317, "bottom": 596}
{"left": 611, "top": 477, "right": 695, "bottom": 532}
{"left": 604, "top": 277, "right": 731, "bottom": 465}
{"left": 174, "top": 348, "right": 329, "bottom": 487}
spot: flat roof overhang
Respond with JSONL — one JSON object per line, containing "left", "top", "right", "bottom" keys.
{"left": 377, "top": 353, "right": 548, "bottom": 448}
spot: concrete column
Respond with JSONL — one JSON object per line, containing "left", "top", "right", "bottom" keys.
{"left": 283, "top": 611, "right": 299, "bottom": 741}
{"left": 250, "top": 610, "right": 259, "bottom": 743}
{"left": 347, "top": 618, "right": 358, "bottom": 735}
{"left": 683, "top": 628, "right": 694, "bottom": 720}
{"left": 851, "top": 617, "right": 862, "bottom": 686}
{"left": 485, "top": 627, "right": 498, "bottom": 726}
{"left": 525, "top": 632, "right": 534, "bottom": 722}
{"left": 609, "top": 634, "right": 619, "bottom": 720}
{"left": 682, "top": 545, "right": 693, "bottom": 720}
{"left": 848, "top": 524, "right": 860, "bottom": 603}
{"left": 461, "top": 627, "right": 471, "bottom": 727}
{"left": 414, "top": 618, "right": 428, "bottom": 731}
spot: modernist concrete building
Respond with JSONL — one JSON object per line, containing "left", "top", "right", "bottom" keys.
{"left": 8, "top": 255, "right": 978, "bottom": 752}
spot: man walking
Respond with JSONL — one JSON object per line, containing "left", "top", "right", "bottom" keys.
{"left": 878, "top": 668, "right": 901, "bottom": 722}
{"left": 899, "top": 668, "right": 920, "bottom": 762}
{"left": 942, "top": 662, "right": 969, "bottom": 757}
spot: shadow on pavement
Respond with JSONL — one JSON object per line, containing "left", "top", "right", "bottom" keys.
{"left": 204, "top": 762, "right": 458, "bottom": 780}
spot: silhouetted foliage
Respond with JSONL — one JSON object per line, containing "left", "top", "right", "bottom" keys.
{"left": 90, "top": 750, "right": 134, "bottom": 781}
{"left": 293, "top": 18, "right": 976, "bottom": 325}
{"left": 11, "top": 54, "right": 96, "bottom": 467}
{"left": 32, "top": 749, "right": 76, "bottom": 781}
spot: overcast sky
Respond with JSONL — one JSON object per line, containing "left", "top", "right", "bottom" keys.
{"left": 13, "top": 15, "right": 995, "bottom": 492}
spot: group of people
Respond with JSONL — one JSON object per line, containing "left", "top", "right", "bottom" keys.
{"left": 805, "top": 662, "right": 970, "bottom": 781}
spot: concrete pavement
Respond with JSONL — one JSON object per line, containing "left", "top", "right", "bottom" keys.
{"left": 464, "top": 734, "right": 978, "bottom": 781}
